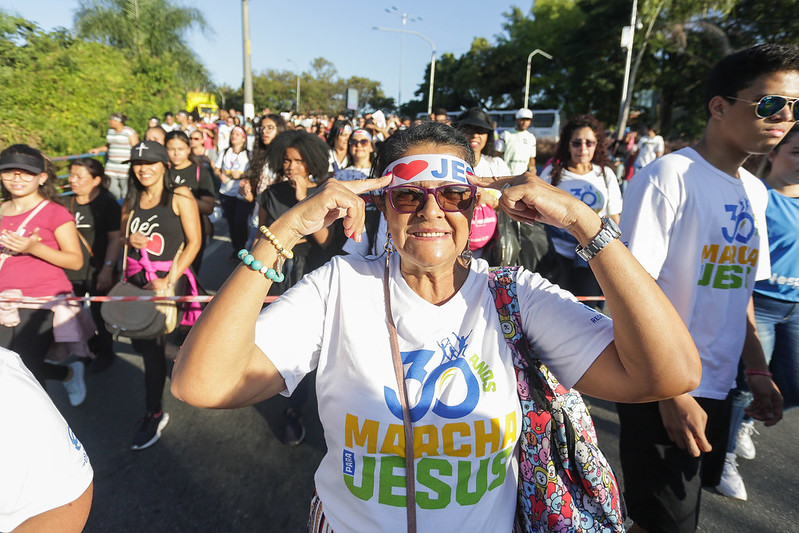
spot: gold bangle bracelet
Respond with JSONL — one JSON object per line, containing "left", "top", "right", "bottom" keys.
{"left": 258, "top": 225, "right": 295, "bottom": 259}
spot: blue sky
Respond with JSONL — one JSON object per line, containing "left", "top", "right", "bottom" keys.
{"left": 2, "top": 0, "right": 533, "bottom": 109}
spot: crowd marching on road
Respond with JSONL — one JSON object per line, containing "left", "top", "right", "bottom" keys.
{"left": 1, "top": 42, "right": 798, "bottom": 533}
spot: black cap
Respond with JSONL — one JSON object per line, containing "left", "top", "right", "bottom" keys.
{"left": 456, "top": 108, "right": 493, "bottom": 132}
{"left": 0, "top": 151, "right": 45, "bottom": 175}
{"left": 124, "top": 141, "right": 169, "bottom": 164}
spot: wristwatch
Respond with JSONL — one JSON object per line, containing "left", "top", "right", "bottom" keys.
{"left": 575, "top": 216, "right": 621, "bottom": 261}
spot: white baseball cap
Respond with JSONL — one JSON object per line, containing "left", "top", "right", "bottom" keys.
{"left": 516, "top": 108, "right": 533, "bottom": 119}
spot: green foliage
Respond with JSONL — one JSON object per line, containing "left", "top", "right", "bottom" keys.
{"left": 220, "top": 58, "right": 391, "bottom": 116}
{"left": 74, "top": 0, "right": 211, "bottom": 87}
{"left": 0, "top": 10, "right": 188, "bottom": 155}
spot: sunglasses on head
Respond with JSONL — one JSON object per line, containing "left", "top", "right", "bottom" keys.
{"left": 387, "top": 184, "right": 477, "bottom": 214}
{"left": 349, "top": 138, "right": 370, "bottom": 147}
{"left": 570, "top": 139, "right": 597, "bottom": 148}
{"left": 728, "top": 95, "right": 799, "bottom": 121}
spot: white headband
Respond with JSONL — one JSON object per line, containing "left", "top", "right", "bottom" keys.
{"left": 383, "top": 154, "right": 474, "bottom": 188}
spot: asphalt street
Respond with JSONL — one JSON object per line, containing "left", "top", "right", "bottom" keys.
{"left": 45, "top": 224, "right": 798, "bottom": 532}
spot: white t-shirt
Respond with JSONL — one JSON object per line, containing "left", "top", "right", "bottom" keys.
{"left": 254, "top": 254, "right": 613, "bottom": 533}
{"left": 474, "top": 154, "right": 511, "bottom": 178}
{"left": 634, "top": 134, "right": 665, "bottom": 169}
{"left": 217, "top": 123, "right": 232, "bottom": 152}
{"left": 620, "top": 147, "right": 770, "bottom": 399}
{"left": 215, "top": 148, "right": 250, "bottom": 197}
{"left": 540, "top": 164, "right": 623, "bottom": 258}
{"left": 0, "top": 348, "right": 93, "bottom": 532}
{"left": 501, "top": 129, "right": 537, "bottom": 175}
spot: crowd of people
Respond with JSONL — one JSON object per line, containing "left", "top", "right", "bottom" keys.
{"left": 1, "top": 42, "right": 798, "bottom": 532}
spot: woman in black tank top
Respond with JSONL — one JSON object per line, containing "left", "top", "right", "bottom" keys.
{"left": 121, "top": 141, "right": 202, "bottom": 451}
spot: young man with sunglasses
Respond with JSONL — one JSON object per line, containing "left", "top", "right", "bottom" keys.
{"left": 617, "top": 44, "right": 798, "bottom": 533}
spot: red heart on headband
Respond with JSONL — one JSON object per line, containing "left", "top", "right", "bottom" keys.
{"left": 392, "top": 160, "right": 428, "bottom": 181}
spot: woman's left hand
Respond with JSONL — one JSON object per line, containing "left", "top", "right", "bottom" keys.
{"left": 471, "top": 173, "right": 595, "bottom": 230}
{"left": 0, "top": 228, "right": 41, "bottom": 254}
{"left": 144, "top": 277, "right": 171, "bottom": 291}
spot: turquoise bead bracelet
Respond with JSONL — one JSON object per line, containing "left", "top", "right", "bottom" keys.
{"left": 238, "top": 248, "right": 285, "bottom": 283}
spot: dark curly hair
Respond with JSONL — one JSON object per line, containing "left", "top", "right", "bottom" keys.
{"left": 266, "top": 130, "right": 331, "bottom": 182}
{"left": 549, "top": 115, "right": 611, "bottom": 187}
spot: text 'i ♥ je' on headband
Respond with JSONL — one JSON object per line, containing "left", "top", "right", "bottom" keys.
{"left": 383, "top": 154, "right": 475, "bottom": 188}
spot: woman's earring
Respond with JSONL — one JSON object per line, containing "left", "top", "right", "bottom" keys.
{"left": 458, "top": 246, "right": 473, "bottom": 267}
{"left": 384, "top": 231, "right": 395, "bottom": 254}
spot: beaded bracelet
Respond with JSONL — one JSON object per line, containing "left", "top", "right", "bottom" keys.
{"left": 259, "top": 225, "right": 294, "bottom": 259}
{"left": 744, "top": 369, "right": 773, "bottom": 378}
{"left": 238, "top": 248, "right": 285, "bottom": 283}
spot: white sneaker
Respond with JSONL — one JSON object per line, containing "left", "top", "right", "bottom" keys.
{"left": 63, "top": 361, "right": 86, "bottom": 407}
{"left": 734, "top": 419, "right": 758, "bottom": 460}
{"left": 716, "top": 452, "right": 747, "bottom": 500}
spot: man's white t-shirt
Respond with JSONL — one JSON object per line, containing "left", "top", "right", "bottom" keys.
{"left": 254, "top": 254, "right": 613, "bottom": 533}
{"left": 501, "top": 129, "right": 537, "bottom": 175}
{"left": 0, "top": 348, "right": 93, "bottom": 532}
{"left": 620, "top": 147, "right": 770, "bottom": 399}
{"left": 474, "top": 154, "right": 511, "bottom": 178}
{"left": 540, "top": 164, "right": 623, "bottom": 259}
{"left": 634, "top": 134, "right": 665, "bottom": 169}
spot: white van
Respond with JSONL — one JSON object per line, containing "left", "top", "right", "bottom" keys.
{"left": 487, "top": 109, "right": 562, "bottom": 142}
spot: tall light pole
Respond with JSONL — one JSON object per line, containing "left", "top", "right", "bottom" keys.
{"left": 523, "top": 49, "right": 553, "bottom": 110}
{"left": 616, "top": 0, "right": 639, "bottom": 138}
{"left": 287, "top": 59, "right": 301, "bottom": 113}
{"left": 241, "top": 0, "right": 254, "bottom": 120}
{"left": 385, "top": 7, "right": 421, "bottom": 110}
{"left": 374, "top": 27, "right": 436, "bottom": 116}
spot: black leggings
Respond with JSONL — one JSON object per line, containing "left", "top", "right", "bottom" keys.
{"left": 0, "top": 308, "right": 67, "bottom": 385}
{"left": 220, "top": 195, "right": 253, "bottom": 253}
{"left": 132, "top": 336, "right": 167, "bottom": 413}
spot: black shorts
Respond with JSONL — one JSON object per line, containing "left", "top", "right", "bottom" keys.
{"left": 616, "top": 395, "right": 732, "bottom": 533}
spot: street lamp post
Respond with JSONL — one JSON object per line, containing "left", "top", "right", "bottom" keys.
{"left": 373, "top": 26, "right": 436, "bottom": 116}
{"left": 385, "top": 7, "right": 421, "bottom": 109}
{"left": 287, "top": 59, "right": 301, "bottom": 113}
{"left": 241, "top": 0, "right": 254, "bottom": 120}
{"left": 523, "top": 49, "right": 553, "bottom": 110}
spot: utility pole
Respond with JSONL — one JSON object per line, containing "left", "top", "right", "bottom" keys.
{"left": 241, "top": 0, "right": 255, "bottom": 120}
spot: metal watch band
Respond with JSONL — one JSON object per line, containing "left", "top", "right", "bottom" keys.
{"left": 575, "top": 216, "right": 621, "bottom": 261}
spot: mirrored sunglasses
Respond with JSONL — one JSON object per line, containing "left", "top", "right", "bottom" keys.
{"left": 387, "top": 184, "right": 477, "bottom": 214}
{"left": 729, "top": 95, "right": 799, "bottom": 121}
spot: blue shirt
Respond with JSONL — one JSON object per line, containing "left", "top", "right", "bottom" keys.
{"left": 755, "top": 187, "right": 799, "bottom": 302}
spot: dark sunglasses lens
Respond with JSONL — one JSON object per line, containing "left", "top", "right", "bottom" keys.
{"left": 436, "top": 186, "right": 474, "bottom": 211}
{"left": 757, "top": 95, "right": 787, "bottom": 118}
{"left": 390, "top": 187, "right": 426, "bottom": 212}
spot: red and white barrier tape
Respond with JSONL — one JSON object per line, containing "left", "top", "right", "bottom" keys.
{"left": 0, "top": 294, "right": 603, "bottom": 304}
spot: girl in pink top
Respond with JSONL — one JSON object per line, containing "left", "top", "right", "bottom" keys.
{"left": 0, "top": 144, "right": 89, "bottom": 406}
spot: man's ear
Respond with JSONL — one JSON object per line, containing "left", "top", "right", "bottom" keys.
{"left": 708, "top": 95, "right": 729, "bottom": 120}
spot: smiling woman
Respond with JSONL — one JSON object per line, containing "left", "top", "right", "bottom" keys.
{"left": 172, "top": 121, "right": 701, "bottom": 533}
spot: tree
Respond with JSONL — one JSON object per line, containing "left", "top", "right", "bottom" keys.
{"left": 0, "top": 11, "right": 188, "bottom": 154}
{"left": 73, "top": 0, "right": 210, "bottom": 87}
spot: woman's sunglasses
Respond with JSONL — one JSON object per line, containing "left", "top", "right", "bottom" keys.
{"left": 387, "top": 184, "right": 477, "bottom": 214}
{"left": 728, "top": 95, "right": 799, "bottom": 121}
{"left": 570, "top": 139, "right": 597, "bottom": 148}
{"left": 349, "top": 138, "right": 371, "bottom": 147}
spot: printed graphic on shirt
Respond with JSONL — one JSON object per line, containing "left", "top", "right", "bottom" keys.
{"left": 74, "top": 211, "right": 90, "bottom": 229}
{"left": 130, "top": 214, "right": 165, "bottom": 256}
{"left": 342, "top": 331, "right": 514, "bottom": 509}
{"left": 566, "top": 183, "right": 606, "bottom": 213}
{"left": 698, "top": 199, "right": 760, "bottom": 289}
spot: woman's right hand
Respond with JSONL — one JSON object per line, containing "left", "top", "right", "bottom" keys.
{"left": 128, "top": 232, "right": 148, "bottom": 249}
{"left": 277, "top": 176, "right": 391, "bottom": 244}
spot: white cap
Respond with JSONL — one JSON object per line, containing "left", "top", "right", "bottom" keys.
{"left": 516, "top": 108, "right": 533, "bottom": 119}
